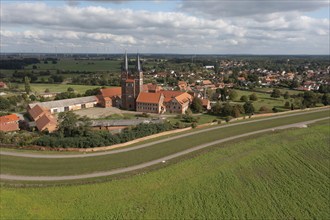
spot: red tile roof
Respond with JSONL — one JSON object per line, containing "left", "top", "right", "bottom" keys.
{"left": 28, "top": 104, "right": 47, "bottom": 120}
{"left": 100, "top": 87, "right": 122, "bottom": 97}
{"left": 136, "top": 92, "right": 162, "bottom": 104}
{"left": 174, "top": 93, "right": 193, "bottom": 105}
{"left": 160, "top": 90, "right": 185, "bottom": 102}
{"left": 0, "top": 114, "right": 19, "bottom": 123}
{"left": 0, "top": 114, "right": 20, "bottom": 132}
{"left": 36, "top": 113, "right": 57, "bottom": 132}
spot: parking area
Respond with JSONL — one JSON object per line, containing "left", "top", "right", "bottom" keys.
{"left": 74, "top": 107, "right": 123, "bottom": 119}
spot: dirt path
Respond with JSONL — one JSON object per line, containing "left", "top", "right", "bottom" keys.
{"left": 0, "top": 117, "right": 329, "bottom": 181}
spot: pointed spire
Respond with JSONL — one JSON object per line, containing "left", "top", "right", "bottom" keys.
{"left": 137, "top": 53, "right": 141, "bottom": 72}
{"left": 124, "top": 50, "right": 128, "bottom": 72}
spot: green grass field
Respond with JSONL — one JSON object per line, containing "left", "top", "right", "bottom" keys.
{"left": 1, "top": 110, "right": 328, "bottom": 177}
{"left": 1, "top": 122, "right": 329, "bottom": 219}
{"left": 14, "top": 83, "right": 102, "bottom": 94}
{"left": 25, "top": 59, "right": 122, "bottom": 72}
{"left": 233, "top": 89, "right": 297, "bottom": 112}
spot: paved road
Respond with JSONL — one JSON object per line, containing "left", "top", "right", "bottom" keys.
{"left": 1, "top": 108, "right": 329, "bottom": 159}
{"left": 0, "top": 117, "right": 328, "bottom": 181}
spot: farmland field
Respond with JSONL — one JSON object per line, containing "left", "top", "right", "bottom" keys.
{"left": 15, "top": 83, "right": 102, "bottom": 94}
{"left": 1, "top": 109, "right": 328, "bottom": 177}
{"left": 25, "top": 59, "right": 122, "bottom": 72}
{"left": 1, "top": 122, "right": 329, "bottom": 219}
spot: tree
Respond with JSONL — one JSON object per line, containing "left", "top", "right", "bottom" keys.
{"left": 283, "top": 91, "right": 290, "bottom": 99}
{"left": 302, "top": 91, "right": 317, "bottom": 108}
{"left": 284, "top": 101, "right": 290, "bottom": 109}
{"left": 29, "top": 94, "right": 37, "bottom": 101}
{"left": 57, "top": 111, "right": 91, "bottom": 137}
{"left": 240, "top": 95, "right": 248, "bottom": 102}
{"left": 319, "top": 84, "right": 330, "bottom": 93}
{"left": 290, "top": 80, "right": 300, "bottom": 89}
{"left": 221, "top": 102, "right": 233, "bottom": 117}
{"left": 249, "top": 93, "right": 258, "bottom": 101}
{"left": 0, "top": 97, "right": 10, "bottom": 110}
{"left": 191, "top": 97, "right": 203, "bottom": 113}
{"left": 67, "top": 87, "right": 75, "bottom": 92}
{"left": 231, "top": 105, "right": 241, "bottom": 118}
{"left": 322, "top": 93, "right": 330, "bottom": 106}
{"left": 243, "top": 101, "right": 255, "bottom": 115}
{"left": 24, "top": 76, "right": 31, "bottom": 94}
{"left": 229, "top": 90, "right": 238, "bottom": 101}
{"left": 270, "top": 89, "right": 281, "bottom": 98}
{"left": 211, "top": 101, "right": 222, "bottom": 115}
{"left": 259, "top": 106, "right": 271, "bottom": 113}
{"left": 219, "top": 86, "right": 230, "bottom": 101}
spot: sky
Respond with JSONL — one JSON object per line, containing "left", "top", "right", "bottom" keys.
{"left": 0, "top": 0, "right": 329, "bottom": 54}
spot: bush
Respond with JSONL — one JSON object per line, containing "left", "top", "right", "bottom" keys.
{"left": 225, "top": 116, "right": 232, "bottom": 123}
{"left": 249, "top": 93, "right": 258, "bottom": 101}
{"left": 240, "top": 95, "right": 248, "bottom": 102}
{"left": 259, "top": 106, "right": 271, "bottom": 113}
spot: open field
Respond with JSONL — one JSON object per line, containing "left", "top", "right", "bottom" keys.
{"left": 1, "top": 109, "right": 328, "bottom": 177}
{"left": 14, "top": 83, "right": 102, "bottom": 94}
{"left": 233, "top": 89, "right": 301, "bottom": 112}
{"left": 1, "top": 122, "right": 329, "bottom": 219}
{"left": 25, "top": 59, "right": 122, "bottom": 72}
{"left": 253, "top": 87, "right": 303, "bottom": 95}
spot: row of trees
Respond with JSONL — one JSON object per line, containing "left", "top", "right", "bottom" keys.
{"left": 34, "top": 112, "right": 174, "bottom": 148}
{"left": 211, "top": 101, "right": 255, "bottom": 118}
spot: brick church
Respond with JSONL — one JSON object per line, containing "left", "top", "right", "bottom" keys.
{"left": 99, "top": 52, "right": 193, "bottom": 114}
{"left": 121, "top": 52, "right": 143, "bottom": 110}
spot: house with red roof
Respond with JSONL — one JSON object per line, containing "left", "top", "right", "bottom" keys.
{"left": 28, "top": 104, "right": 57, "bottom": 132}
{"left": 98, "top": 87, "right": 122, "bottom": 108}
{"left": 0, "top": 114, "right": 20, "bottom": 132}
{"left": 136, "top": 92, "right": 165, "bottom": 114}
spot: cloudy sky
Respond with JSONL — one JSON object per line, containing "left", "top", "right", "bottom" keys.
{"left": 1, "top": 0, "right": 329, "bottom": 54}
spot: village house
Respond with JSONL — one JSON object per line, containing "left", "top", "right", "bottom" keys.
{"left": 0, "top": 114, "right": 20, "bottom": 132}
{"left": 28, "top": 104, "right": 57, "bottom": 132}
{"left": 136, "top": 92, "right": 165, "bottom": 114}
{"left": 201, "top": 99, "right": 211, "bottom": 110}
{"left": 97, "top": 87, "right": 122, "bottom": 108}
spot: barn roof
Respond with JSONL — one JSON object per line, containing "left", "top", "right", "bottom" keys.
{"left": 28, "top": 96, "right": 98, "bottom": 109}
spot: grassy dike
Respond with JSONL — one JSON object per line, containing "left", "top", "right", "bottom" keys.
{"left": 0, "top": 109, "right": 329, "bottom": 177}
{"left": 1, "top": 122, "right": 329, "bottom": 219}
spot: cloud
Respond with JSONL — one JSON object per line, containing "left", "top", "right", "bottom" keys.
{"left": 180, "top": 0, "right": 329, "bottom": 18}
{"left": 0, "top": 1, "right": 329, "bottom": 54}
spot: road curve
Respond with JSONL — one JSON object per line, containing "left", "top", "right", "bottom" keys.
{"left": 0, "top": 117, "right": 328, "bottom": 181}
{"left": 1, "top": 108, "right": 329, "bottom": 159}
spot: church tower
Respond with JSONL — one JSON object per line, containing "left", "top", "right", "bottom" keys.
{"left": 134, "top": 53, "right": 143, "bottom": 96}
{"left": 120, "top": 52, "right": 143, "bottom": 110}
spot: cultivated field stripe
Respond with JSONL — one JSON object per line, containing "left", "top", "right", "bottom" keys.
{"left": 1, "top": 108, "right": 329, "bottom": 159}
{"left": 0, "top": 117, "right": 328, "bottom": 181}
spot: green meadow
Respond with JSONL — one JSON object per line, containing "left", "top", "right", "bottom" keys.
{"left": 232, "top": 89, "right": 301, "bottom": 112}
{"left": 1, "top": 122, "right": 329, "bottom": 219}
{"left": 15, "top": 83, "right": 102, "bottom": 94}
{"left": 1, "top": 109, "right": 328, "bottom": 177}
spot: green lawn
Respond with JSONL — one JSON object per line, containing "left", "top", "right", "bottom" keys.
{"left": 233, "top": 89, "right": 295, "bottom": 112}
{"left": 1, "top": 122, "right": 329, "bottom": 219}
{"left": 1, "top": 109, "right": 328, "bottom": 177}
{"left": 15, "top": 83, "right": 102, "bottom": 94}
